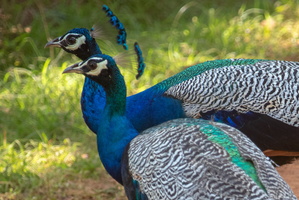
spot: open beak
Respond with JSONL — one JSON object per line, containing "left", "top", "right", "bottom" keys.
{"left": 44, "top": 37, "right": 61, "bottom": 48}
{"left": 63, "top": 63, "right": 84, "bottom": 74}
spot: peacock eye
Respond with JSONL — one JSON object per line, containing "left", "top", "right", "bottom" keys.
{"left": 88, "top": 61, "right": 97, "bottom": 70}
{"left": 66, "top": 36, "right": 76, "bottom": 45}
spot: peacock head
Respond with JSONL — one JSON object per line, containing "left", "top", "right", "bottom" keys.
{"left": 45, "top": 28, "right": 101, "bottom": 60}
{"left": 62, "top": 42, "right": 145, "bottom": 83}
{"left": 62, "top": 54, "right": 119, "bottom": 87}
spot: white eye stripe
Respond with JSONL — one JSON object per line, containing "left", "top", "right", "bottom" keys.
{"left": 86, "top": 59, "right": 108, "bottom": 76}
{"left": 78, "top": 57, "right": 104, "bottom": 67}
{"left": 61, "top": 33, "right": 82, "bottom": 40}
{"left": 62, "top": 33, "right": 86, "bottom": 50}
{"left": 88, "top": 58, "right": 105, "bottom": 63}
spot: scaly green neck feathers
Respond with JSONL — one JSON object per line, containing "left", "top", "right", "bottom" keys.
{"left": 104, "top": 69, "right": 127, "bottom": 117}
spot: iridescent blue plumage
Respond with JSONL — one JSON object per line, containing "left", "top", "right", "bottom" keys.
{"left": 63, "top": 53, "right": 139, "bottom": 184}
{"left": 45, "top": 26, "right": 184, "bottom": 134}
{"left": 46, "top": 28, "right": 299, "bottom": 162}
{"left": 46, "top": 8, "right": 299, "bottom": 164}
{"left": 62, "top": 54, "right": 296, "bottom": 199}
{"left": 201, "top": 110, "right": 259, "bottom": 128}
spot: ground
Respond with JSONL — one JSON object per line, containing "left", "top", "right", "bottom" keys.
{"left": 54, "top": 159, "right": 299, "bottom": 199}
{"left": 45, "top": 159, "right": 299, "bottom": 199}
{"left": 79, "top": 159, "right": 299, "bottom": 199}
{"left": 3, "top": 160, "right": 298, "bottom": 200}
{"left": 277, "top": 159, "right": 299, "bottom": 198}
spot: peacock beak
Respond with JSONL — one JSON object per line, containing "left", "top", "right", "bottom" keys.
{"left": 44, "top": 37, "right": 62, "bottom": 48}
{"left": 63, "top": 63, "right": 84, "bottom": 74}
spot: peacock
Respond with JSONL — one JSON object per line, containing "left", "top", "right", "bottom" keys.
{"left": 46, "top": 26, "right": 299, "bottom": 161}
{"left": 62, "top": 52, "right": 296, "bottom": 199}
{"left": 45, "top": 5, "right": 130, "bottom": 134}
{"left": 45, "top": 5, "right": 299, "bottom": 162}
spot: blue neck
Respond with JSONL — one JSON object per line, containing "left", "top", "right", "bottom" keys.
{"left": 79, "top": 39, "right": 105, "bottom": 133}
{"left": 92, "top": 69, "right": 138, "bottom": 184}
{"left": 81, "top": 78, "right": 106, "bottom": 133}
{"left": 97, "top": 113, "right": 138, "bottom": 184}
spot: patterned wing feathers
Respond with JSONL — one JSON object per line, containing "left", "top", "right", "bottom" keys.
{"left": 127, "top": 119, "right": 296, "bottom": 199}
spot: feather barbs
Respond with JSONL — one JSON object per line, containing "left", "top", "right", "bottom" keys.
{"left": 112, "top": 42, "right": 146, "bottom": 80}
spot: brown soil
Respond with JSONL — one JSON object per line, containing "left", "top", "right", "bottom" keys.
{"left": 54, "top": 177, "right": 126, "bottom": 200}
{"left": 277, "top": 159, "right": 299, "bottom": 198}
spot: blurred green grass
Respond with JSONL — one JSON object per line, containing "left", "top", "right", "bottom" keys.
{"left": 1, "top": 0, "right": 299, "bottom": 199}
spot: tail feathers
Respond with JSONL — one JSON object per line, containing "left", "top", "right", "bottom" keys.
{"left": 102, "top": 5, "right": 128, "bottom": 50}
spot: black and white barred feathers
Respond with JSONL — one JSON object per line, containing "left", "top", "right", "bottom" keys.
{"left": 123, "top": 118, "right": 296, "bottom": 200}
{"left": 165, "top": 60, "right": 299, "bottom": 127}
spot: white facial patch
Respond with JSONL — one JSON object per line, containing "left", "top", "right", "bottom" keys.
{"left": 86, "top": 59, "right": 108, "bottom": 76}
{"left": 62, "top": 33, "right": 86, "bottom": 50}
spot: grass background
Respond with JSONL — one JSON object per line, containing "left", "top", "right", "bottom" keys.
{"left": 1, "top": 0, "right": 299, "bottom": 199}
